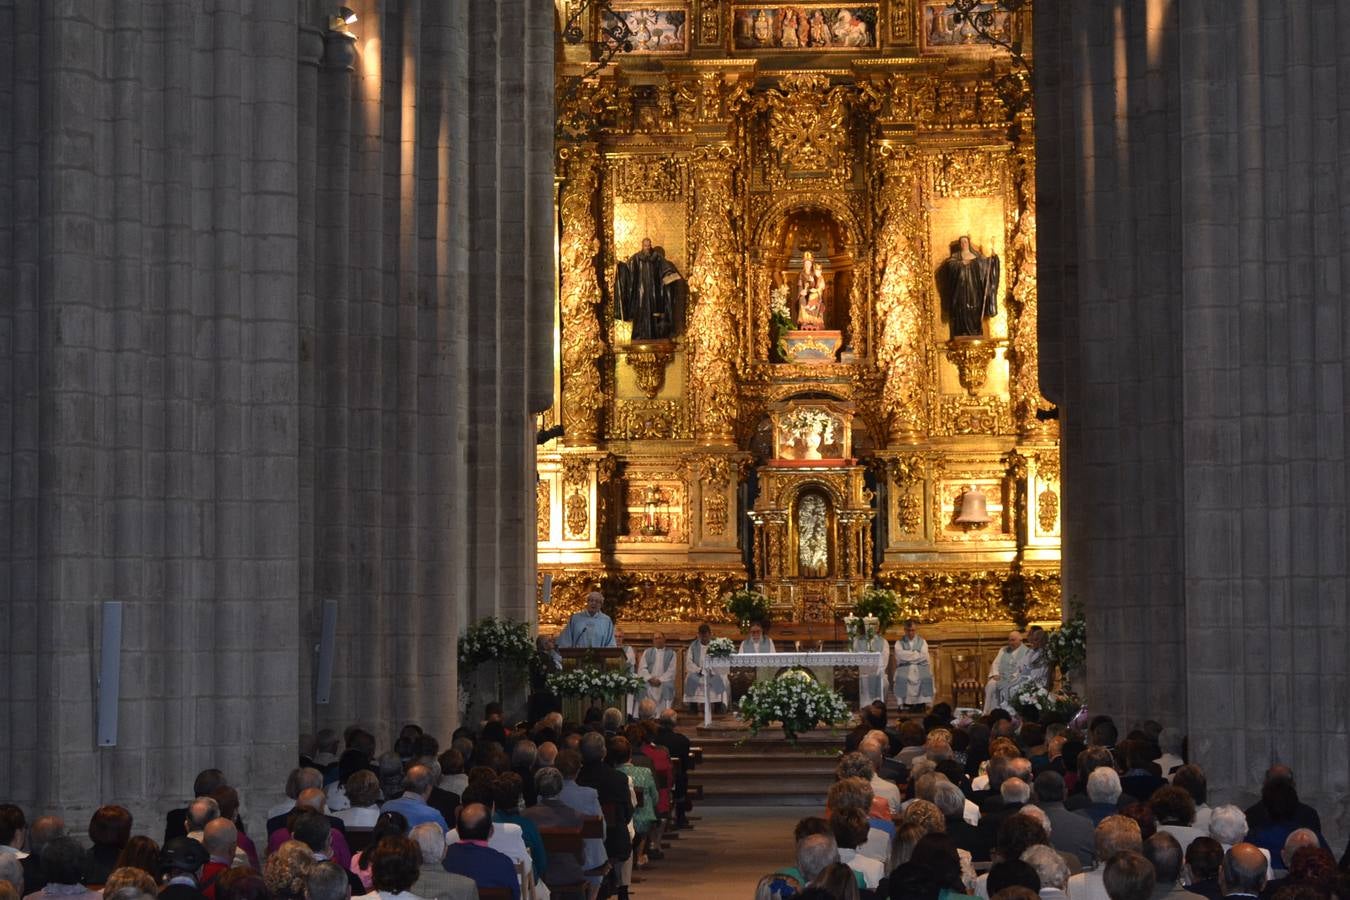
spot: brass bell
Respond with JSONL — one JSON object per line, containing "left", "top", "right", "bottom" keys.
{"left": 954, "top": 485, "right": 991, "bottom": 525}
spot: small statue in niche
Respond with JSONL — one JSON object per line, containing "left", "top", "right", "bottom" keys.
{"left": 797, "top": 493, "right": 829, "bottom": 577}
{"left": 936, "top": 235, "right": 1000, "bottom": 338}
{"left": 616, "top": 237, "right": 687, "bottom": 341}
{"left": 796, "top": 252, "right": 827, "bottom": 330}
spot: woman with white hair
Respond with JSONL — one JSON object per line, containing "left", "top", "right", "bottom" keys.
{"left": 1208, "top": 804, "right": 1274, "bottom": 880}
{"left": 1022, "top": 844, "right": 1070, "bottom": 899}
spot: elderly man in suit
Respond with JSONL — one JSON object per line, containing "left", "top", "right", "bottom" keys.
{"left": 523, "top": 768, "right": 590, "bottom": 893}
{"left": 409, "top": 822, "right": 476, "bottom": 900}
{"left": 441, "top": 805, "right": 519, "bottom": 900}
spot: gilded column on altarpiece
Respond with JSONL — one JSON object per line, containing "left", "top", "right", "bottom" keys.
{"left": 874, "top": 142, "right": 928, "bottom": 444}
{"left": 687, "top": 144, "right": 740, "bottom": 444}
{"left": 557, "top": 146, "right": 606, "bottom": 444}
{"left": 1006, "top": 145, "right": 1053, "bottom": 435}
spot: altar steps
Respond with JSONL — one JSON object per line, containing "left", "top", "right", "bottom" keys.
{"left": 688, "top": 717, "right": 844, "bottom": 806}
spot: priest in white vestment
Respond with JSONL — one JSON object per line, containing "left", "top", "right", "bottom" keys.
{"left": 637, "top": 632, "right": 677, "bottom": 709}
{"left": 558, "top": 591, "right": 617, "bottom": 648}
{"left": 738, "top": 620, "right": 776, "bottom": 653}
{"left": 851, "top": 631, "right": 889, "bottom": 708}
{"left": 893, "top": 619, "right": 934, "bottom": 709}
{"left": 683, "top": 623, "right": 728, "bottom": 709}
{"left": 983, "top": 630, "right": 1029, "bottom": 713}
{"left": 1009, "top": 625, "right": 1050, "bottom": 696}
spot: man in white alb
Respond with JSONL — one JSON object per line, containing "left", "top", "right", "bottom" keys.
{"left": 851, "top": 629, "right": 888, "bottom": 708}
{"left": 557, "top": 591, "right": 617, "bottom": 649}
{"left": 683, "top": 623, "right": 728, "bottom": 711}
{"left": 637, "top": 632, "right": 677, "bottom": 709}
{"left": 983, "top": 630, "right": 1029, "bottom": 713}
{"left": 893, "top": 619, "right": 934, "bottom": 710}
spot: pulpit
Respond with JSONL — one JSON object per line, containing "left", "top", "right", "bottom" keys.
{"left": 557, "top": 648, "right": 629, "bottom": 721}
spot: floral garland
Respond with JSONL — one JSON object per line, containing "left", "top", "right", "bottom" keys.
{"left": 547, "top": 666, "right": 647, "bottom": 700}
{"left": 769, "top": 284, "right": 795, "bottom": 361}
{"left": 738, "top": 669, "right": 851, "bottom": 741}
{"left": 457, "top": 617, "right": 534, "bottom": 673}
{"left": 1009, "top": 681, "right": 1082, "bottom": 722}
{"left": 852, "top": 586, "right": 903, "bottom": 630}
{"left": 1045, "top": 603, "right": 1086, "bottom": 677}
{"left": 705, "top": 637, "right": 737, "bottom": 658}
{"left": 723, "top": 588, "right": 771, "bottom": 630}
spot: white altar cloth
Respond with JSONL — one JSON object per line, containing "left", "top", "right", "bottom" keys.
{"left": 698, "top": 651, "right": 882, "bottom": 725}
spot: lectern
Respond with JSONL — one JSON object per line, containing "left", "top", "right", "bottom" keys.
{"left": 557, "top": 647, "right": 628, "bottom": 721}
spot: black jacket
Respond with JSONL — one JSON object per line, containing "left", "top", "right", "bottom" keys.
{"left": 576, "top": 761, "right": 633, "bottom": 861}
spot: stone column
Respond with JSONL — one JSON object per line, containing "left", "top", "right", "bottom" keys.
{"left": 1038, "top": 0, "right": 1350, "bottom": 836}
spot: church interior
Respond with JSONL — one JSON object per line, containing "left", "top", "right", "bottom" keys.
{"left": 2, "top": 0, "right": 1348, "bottom": 897}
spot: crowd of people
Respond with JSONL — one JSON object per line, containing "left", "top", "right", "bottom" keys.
{"left": 764, "top": 702, "right": 1350, "bottom": 900}
{"left": 0, "top": 698, "right": 698, "bottom": 900}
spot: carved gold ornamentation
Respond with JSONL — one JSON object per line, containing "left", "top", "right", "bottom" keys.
{"left": 565, "top": 492, "right": 589, "bottom": 538}
{"left": 883, "top": 452, "right": 928, "bottom": 535}
{"left": 874, "top": 144, "right": 928, "bottom": 442}
{"left": 558, "top": 148, "right": 606, "bottom": 443}
{"left": 1034, "top": 450, "right": 1060, "bottom": 483}
{"left": 945, "top": 339, "right": 998, "bottom": 395}
{"left": 890, "top": 0, "right": 915, "bottom": 43}
{"left": 926, "top": 149, "right": 1004, "bottom": 198}
{"left": 688, "top": 145, "right": 740, "bottom": 442}
{"left": 936, "top": 395, "right": 1013, "bottom": 435}
{"left": 1006, "top": 147, "right": 1056, "bottom": 434}
{"left": 1037, "top": 489, "right": 1059, "bottom": 533}
{"left": 537, "top": 479, "right": 551, "bottom": 542}
{"left": 562, "top": 456, "right": 592, "bottom": 539}
{"left": 691, "top": 454, "right": 733, "bottom": 536}
{"left": 760, "top": 74, "right": 855, "bottom": 183}
{"left": 875, "top": 569, "right": 1061, "bottom": 623}
{"left": 624, "top": 341, "right": 677, "bottom": 398}
{"left": 537, "top": 568, "right": 747, "bottom": 624}
{"left": 698, "top": 0, "right": 722, "bottom": 45}
{"left": 611, "top": 156, "right": 687, "bottom": 202}
{"left": 613, "top": 400, "right": 687, "bottom": 439}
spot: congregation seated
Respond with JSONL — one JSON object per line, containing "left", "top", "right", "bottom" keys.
{"left": 349, "top": 813, "right": 409, "bottom": 892}
{"left": 441, "top": 805, "right": 517, "bottom": 900}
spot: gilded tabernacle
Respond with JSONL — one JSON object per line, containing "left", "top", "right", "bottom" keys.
{"left": 540, "top": 0, "right": 1058, "bottom": 640}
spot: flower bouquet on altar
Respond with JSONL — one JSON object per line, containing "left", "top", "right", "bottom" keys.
{"left": 1009, "top": 681, "right": 1082, "bottom": 722}
{"left": 723, "top": 588, "right": 771, "bottom": 630}
{"left": 705, "top": 637, "right": 737, "bottom": 659}
{"left": 851, "top": 586, "right": 903, "bottom": 630}
{"left": 738, "top": 669, "right": 851, "bottom": 741}
{"left": 547, "top": 666, "right": 646, "bottom": 702}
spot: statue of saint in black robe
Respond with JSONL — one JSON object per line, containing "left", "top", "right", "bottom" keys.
{"left": 937, "top": 236, "right": 1000, "bottom": 338}
{"left": 616, "top": 239, "right": 687, "bottom": 341}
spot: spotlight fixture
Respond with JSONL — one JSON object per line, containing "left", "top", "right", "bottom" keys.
{"left": 329, "top": 6, "right": 358, "bottom": 31}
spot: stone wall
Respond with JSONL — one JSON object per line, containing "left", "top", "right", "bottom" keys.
{"left": 1038, "top": 0, "right": 1350, "bottom": 841}
{"left": 0, "top": 0, "right": 553, "bottom": 828}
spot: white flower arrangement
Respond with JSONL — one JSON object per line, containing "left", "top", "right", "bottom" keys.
{"left": 1009, "top": 680, "right": 1082, "bottom": 720}
{"left": 547, "top": 665, "right": 647, "bottom": 700}
{"left": 780, "top": 407, "right": 837, "bottom": 444}
{"left": 738, "top": 668, "right": 851, "bottom": 741}
{"left": 706, "top": 637, "right": 737, "bottom": 658}
{"left": 457, "top": 617, "right": 535, "bottom": 673}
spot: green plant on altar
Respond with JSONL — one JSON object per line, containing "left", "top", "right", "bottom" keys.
{"left": 852, "top": 586, "right": 903, "bottom": 631}
{"left": 723, "top": 588, "right": 771, "bottom": 630}
{"left": 705, "top": 637, "right": 737, "bottom": 659}
{"left": 457, "top": 617, "right": 534, "bottom": 674}
{"left": 1010, "top": 681, "right": 1083, "bottom": 722}
{"left": 546, "top": 666, "right": 646, "bottom": 701}
{"left": 737, "top": 668, "right": 851, "bottom": 742}
{"left": 1045, "top": 602, "right": 1086, "bottom": 685}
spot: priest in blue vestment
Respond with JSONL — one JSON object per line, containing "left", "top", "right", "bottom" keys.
{"left": 557, "top": 591, "right": 617, "bottom": 649}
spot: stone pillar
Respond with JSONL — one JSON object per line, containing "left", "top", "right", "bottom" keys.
{"left": 1038, "top": 0, "right": 1350, "bottom": 837}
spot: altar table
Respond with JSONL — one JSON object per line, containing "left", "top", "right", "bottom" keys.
{"left": 699, "top": 651, "right": 884, "bottom": 727}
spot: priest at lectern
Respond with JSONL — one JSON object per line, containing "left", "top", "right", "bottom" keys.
{"left": 557, "top": 591, "right": 617, "bottom": 648}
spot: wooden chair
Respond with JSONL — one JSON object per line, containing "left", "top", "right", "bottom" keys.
{"left": 950, "top": 652, "right": 984, "bottom": 709}
{"left": 538, "top": 828, "right": 588, "bottom": 900}
{"left": 581, "top": 815, "right": 605, "bottom": 839}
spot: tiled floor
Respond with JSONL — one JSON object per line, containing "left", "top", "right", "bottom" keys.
{"left": 632, "top": 805, "right": 805, "bottom": 899}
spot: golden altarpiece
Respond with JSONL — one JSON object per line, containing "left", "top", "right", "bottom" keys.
{"left": 538, "top": 1, "right": 1061, "bottom": 655}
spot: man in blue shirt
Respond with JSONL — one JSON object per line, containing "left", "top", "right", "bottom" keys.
{"left": 442, "top": 804, "right": 519, "bottom": 900}
{"left": 381, "top": 765, "right": 448, "bottom": 831}
{"left": 557, "top": 591, "right": 616, "bottom": 649}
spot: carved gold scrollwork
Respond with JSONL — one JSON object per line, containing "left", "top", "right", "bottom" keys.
{"left": 688, "top": 145, "right": 740, "bottom": 443}
{"left": 558, "top": 147, "right": 605, "bottom": 444}
{"left": 624, "top": 341, "right": 676, "bottom": 398}
{"left": 1034, "top": 450, "right": 1061, "bottom": 483}
{"left": 698, "top": 0, "right": 722, "bottom": 46}
{"left": 926, "top": 149, "right": 1004, "bottom": 198}
{"left": 537, "top": 479, "right": 551, "bottom": 542}
{"left": 937, "top": 396, "right": 1013, "bottom": 435}
{"left": 945, "top": 339, "right": 998, "bottom": 395}
{"left": 537, "top": 568, "right": 747, "bottom": 625}
{"left": 759, "top": 74, "right": 855, "bottom": 183}
{"left": 562, "top": 457, "right": 592, "bottom": 539}
{"left": 890, "top": 0, "right": 915, "bottom": 44}
{"left": 874, "top": 569, "right": 1062, "bottom": 624}
{"left": 1006, "top": 147, "right": 1056, "bottom": 435}
{"left": 691, "top": 454, "right": 733, "bottom": 536}
{"left": 874, "top": 144, "right": 928, "bottom": 443}
{"left": 1037, "top": 489, "right": 1059, "bottom": 533}
{"left": 884, "top": 452, "right": 928, "bottom": 535}
{"left": 611, "top": 156, "right": 687, "bottom": 202}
